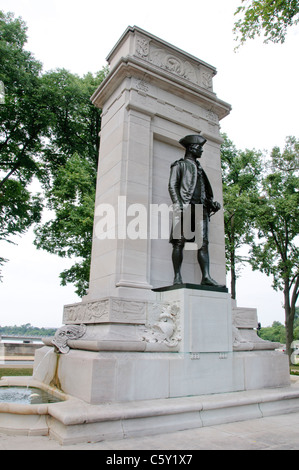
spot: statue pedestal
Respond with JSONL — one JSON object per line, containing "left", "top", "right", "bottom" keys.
{"left": 154, "top": 284, "right": 232, "bottom": 353}
{"left": 31, "top": 284, "right": 291, "bottom": 445}
{"left": 35, "top": 286, "right": 289, "bottom": 407}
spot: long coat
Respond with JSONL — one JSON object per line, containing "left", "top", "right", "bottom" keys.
{"left": 168, "top": 158, "right": 214, "bottom": 245}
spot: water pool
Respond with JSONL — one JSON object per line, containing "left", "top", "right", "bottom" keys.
{"left": 0, "top": 386, "right": 63, "bottom": 404}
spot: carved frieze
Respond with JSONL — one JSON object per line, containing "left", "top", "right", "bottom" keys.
{"left": 136, "top": 37, "right": 150, "bottom": 58}
{"left": 202, "top": 71, "right": 213, "bottom": 90}
{"left": 135, "top": 79, "right": 149, "bottom": 93}
{"left": 63, "top": 300, "right": 109, "bottom": 324}
{"left": 63, "top": 298, "right": 146, "bottom": 325}
{"left": 110, "top": 299, "right": 146, "bottom": 322}
{"left": 205, "top": 110, "right": 219, "bottom": 123}
{"left": 134, "top": 35, "right": 213, "bottom": 91}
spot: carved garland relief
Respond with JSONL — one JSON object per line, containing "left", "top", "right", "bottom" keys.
{"left": 63, "top": 298, "right": 147, "bottom": 324}
{"left": 63, "top": 300, "right": 110, "bottom": 324}
{"left": 135, "top": 36, "right": 213, "bottom": 91}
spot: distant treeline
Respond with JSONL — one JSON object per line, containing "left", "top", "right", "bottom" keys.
{"left": 0, "top": 323, "right": 57, "bottom": 337}
{"left": 259, "top": 313, "right": 299, "bottom": 345}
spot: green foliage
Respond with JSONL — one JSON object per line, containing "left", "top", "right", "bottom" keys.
{"left": 39, "top": 68, "right": 106, "bottom": 178}
{"left": 222, "top": 134, "right": 298, "bottom": 360}
{"left": 249, "top": 137, "right": 299, "bottom": 292}
{"left": 259, "top": 321, "right": 286, "bottom": 343}
{"left": 0, "top": 11, "right": 48, "bottom": 184}
{"left": 0, "top": 323, "right": 57, "bottom": 336}
{"left": 0, "top": 180, "right": 42, "bottom": 239}
{"left": 260, "top": 309, "right": 299, "bottom": 344}
{"left": 221, "top": 134, "right": 263, "bottom": 298}
{"left": 33, "top": 68, "right": 107, "bottom": 297}
{"left": 0, "top": 368, "right": 33, "bottom": 379}
{"left": 249, "top": 137, "right": 299, "bottom": 360}
{"left": 0, "top": 11, "right": 47, "bottom": 277}
{"left": 34, "top": 153, "right": 96, "bottom": 296}
{"left": 234, "top": 0, "right": 299, "bottom": 47}
{"left": 0, "top": 10, "right": 107, "bottom": 293}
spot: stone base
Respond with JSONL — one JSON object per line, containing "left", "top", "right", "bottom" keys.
{"left": 33, "top": 346, "right": 290, "bottom": 405}
{"left": 1, "top": 373, "right": 298, "bottom": 446}
{"left": 25, "top": 284, "right": 291, "bottom": 445}
{"left": 36, "top": 286, "right": 288, "bottom": 406}
{"left": 47, "top": 382, "right": 299, "bottom": 445}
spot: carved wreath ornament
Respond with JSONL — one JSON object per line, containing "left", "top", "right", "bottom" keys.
{"left": 141, "top": 302, "right": 181, "bottom": 348}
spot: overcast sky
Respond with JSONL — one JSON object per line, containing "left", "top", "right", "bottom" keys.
{"left": 0, "top": 0, "right": 298, "bottom": 327}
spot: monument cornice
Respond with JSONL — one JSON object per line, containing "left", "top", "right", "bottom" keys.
{"left": 106, "top": 26, "right": 217, "bottom": 77}
{"left": 91, "top": 55, "right": 231, "bottom": 120}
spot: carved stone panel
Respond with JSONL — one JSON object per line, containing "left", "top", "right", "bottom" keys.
{"left": 63, "top": 298, "right": 147, "bottom": 325}
{"left": 134, "top": 35, "right": 213, "bottom": 91}
{"left": 139, "top": 301, "right": 181, "bottom": 349}
{"left": 63, "top": 299, "right": 110, "bottom": 324}
{"left": 110, "top": 299, "right": 146, "bottom": 323}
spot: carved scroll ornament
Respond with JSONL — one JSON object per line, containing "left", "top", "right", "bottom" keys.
{"left": 52, "top": 324, "right": 87, "bottom": 354}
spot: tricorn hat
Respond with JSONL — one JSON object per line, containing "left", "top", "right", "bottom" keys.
{"left": 179, "top": 134, "right": 207, "bottom": 149}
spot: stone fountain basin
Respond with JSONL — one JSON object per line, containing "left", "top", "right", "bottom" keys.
{"left": 0, "top": 376, "right": 68, "bottom": 436}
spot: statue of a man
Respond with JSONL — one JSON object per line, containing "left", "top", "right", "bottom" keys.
{"left": 168, "top": 134, "right": 224, "bottom": 287}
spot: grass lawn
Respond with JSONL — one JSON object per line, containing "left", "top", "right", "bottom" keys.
{"left": 0, "top": 368, "right": 33, "bottom": 379}
{"left": 291, "top": 365, "right": 299, "bottom": 376}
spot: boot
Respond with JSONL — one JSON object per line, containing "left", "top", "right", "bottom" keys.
{"left": 197, "top": 246, "right": 225, "bottom": 288}
{"left": 172, "top": 245, "right": 183, "bottom": 285}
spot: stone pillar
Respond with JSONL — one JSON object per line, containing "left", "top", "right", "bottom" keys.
{"left": 88, "top": 26, "right": 231, "bottom": 302}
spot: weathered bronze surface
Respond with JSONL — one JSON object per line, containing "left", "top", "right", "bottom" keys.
{"left": 168, "top": 135, "right": 225, "bottom": 287}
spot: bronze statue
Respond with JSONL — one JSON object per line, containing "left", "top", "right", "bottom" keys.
{"left": 168, "top": 134, "right": 224, "bottom": 287}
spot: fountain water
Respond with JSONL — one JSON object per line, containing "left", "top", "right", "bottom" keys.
{"left": 0, "top": 345, "right": 68, "bottom": 436}
{"left": 31, "top": 346, "right": 54, "bottom": 380}
{"left": 0, "top": 386, "right": 62, "bottom": 404}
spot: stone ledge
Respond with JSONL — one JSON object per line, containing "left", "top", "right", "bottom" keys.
{"left": 47, "top": 383, "right": 299, "bottom": 445}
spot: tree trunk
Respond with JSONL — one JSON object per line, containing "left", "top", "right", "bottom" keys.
{"left": 230, "top": 214, "right": 236, "bottom": 300}
{"left": 0, "top": 141, "right": 30, "bottom": 190}
{"left": 284, "top": 280, "right": 294, "bottom": 365}
{"left": 230, "top": 257, "right": 236, "bottom": 300}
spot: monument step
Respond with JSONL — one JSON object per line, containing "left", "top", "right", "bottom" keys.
{"left": 47, "top": 382, "right": 299, "bottom": 445}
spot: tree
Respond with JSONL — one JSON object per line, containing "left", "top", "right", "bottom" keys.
{"left": 34, "top": 153, "right": 96, "bottom": 297}
{"left": 259, "top": 321, "right": 286, "bottom": 344}
{"left": 0, "top": 11, "right": 47, "bottom": 278}
{"left": 0, "top": 11, "right": 48, "bottom": 188}
{"left": 249, "top": 136, "right": 299, "bottom": 361}
{"left": 221, "top": 134, "right": 262, "bottom": 299}
{"left": 0, "top": 10, "right": 106, "bottom": 290}
{"left": 234, "top": 0, "right": 299, "bottom": 48}
{"left": 294, "top": 307, "right": 299, "bottom": 339}
{"left": 38, "top": 68, "right": 106, "bottom": 179}
{"left": 0, "top": 11, "right": 49, "bottom": 278}
{"left": 33, "top": 69, "right": 106, "bottom": 297}
{"left": 0, "top": 179, "right": 42, "bottom": 279}
{"left": 0, "top": 323, "right": 57, "bottom": 336}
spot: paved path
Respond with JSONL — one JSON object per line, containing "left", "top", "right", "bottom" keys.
{"left": 1, "top": 411, "right": 299, "bottom": 450}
